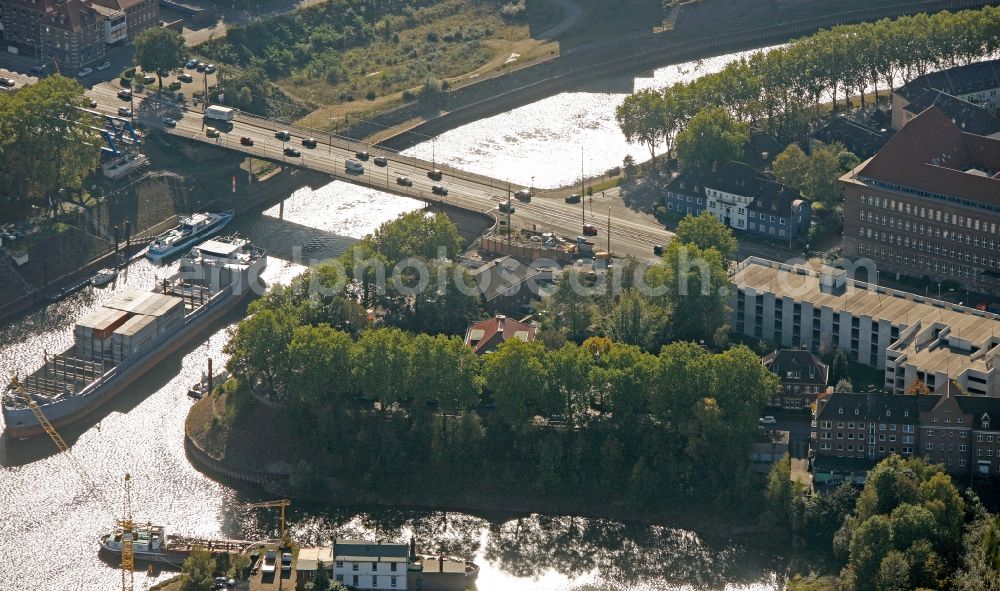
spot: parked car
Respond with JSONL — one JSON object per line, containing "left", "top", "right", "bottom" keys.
{"left": 302, "top": 137, "right": 317, "bottom": 148}
{"left": 178, "top": 73, "right": 193, "bottom": 83}
{"left": 284, "top": 146, "right": 301, "bottom": 157}
{"left": 281, "top": 552, "right": 292, "bottom": 572}
{"left": 142, "top": 74, "right": 155, "bottom": 84}
{"left": 196, "top": 62, "right": 206, "bottom": 72}
{"left": 205, "top": 64, "right": 217, "bottom": 74}
{"left": 432, "top": 184, "right": 448, "bottom": 196}
{"left": 117, "top": 106, "right": 132, "bottom": 117}
{"left": 345, "top": 159, "right": 364, "bottom": 173}
{"left": 96, "top": 60, "right": 112, "bottom": 71}
{"left": 117, "top": 89, "right": 132, "bottom": 100}
{"left": 373, "top": 156, "right": 388, "bottom": 167}
{"left": 162, "top": 117, "right": 177, "bottom": 127}
{"left": 514, "top": 189, "right": 532, "bottom": 202}
{"left": 396, "top": 175, "right": 413, "bottom": 186}
{"left": 427, "top": 169, "right": 443, "bottom": 181}
{"left": 582, "top": 224, "right": 598, "bottom": 236}
{"left": 240, "top": 136, "right": 254, "bottom": 146}
{"left": 274, "top": 130, "right": 291, "bottom": 141}
{"left": 498, "top": 202, "right": 515, "bottom": 214}
{"left": 565, "top": 193, "right": 581, "bottom": 204}
{"left": 77, "top": 68, "right": 93, "bottom": 77}
{"left": 185, "top": 59, "right": 199, "bottom": 69}
{"left": 653, "top": 244, "right": 664, "bottom": 256}
{"left": 30, "top": 64, "right": 47, "bottom": 75}
{"left": 355, "top": 150, "right": 369, "bottom": 160}
{"left": 262, "top": 551, "right": 276, "bottom": 574}
{"left": 88, "top": 98, "right": 98, "bottom": 108}
{"left": 759, "top": 416, "right": 777, "bottom": 425}
{"left": 0, "top": 77, "right": 15, "bottom": 88}
{"left": 206, "top": 127, "right": 219, "bottom": 138}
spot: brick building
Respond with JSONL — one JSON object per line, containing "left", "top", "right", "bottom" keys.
{"left": 664, "top": 161, "right": 811, "bottom": 240}
{"left": 89, "top": 0, "right": 155, "bottom": 41}
{"left": 0, "top": 0, "right": 53, "bottom": 56}
{"left": 891, "top": 59, "right": 1000, "bottom": 130}
{"left": 841, "top": 106, "right": 1000, "bottom": 296}
{"left": 813, "top": 385, "right": 1000, "bottom": 481}
{"left": 762, "top": 349, "right": 829, "bottom": 409}
{"left": 40, "top": 0, "right": 104, "bottom": 69}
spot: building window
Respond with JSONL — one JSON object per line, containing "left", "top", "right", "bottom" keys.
{"left": 353, "top": 576, "right": 359, "bottom": 586}
{"left": 372, "top": 562, "right": 377, "bottom": 571}
{"left": 392, "top": 577, "right": 398, "bottom": 588}
{"left": 928, "top": 429, "right": 934, "bottom": 437}
{"left": 373, "top": 576, "right": 378, "bottom": 586}
{"left": 336, "top": 562, "right": 343, "bottom": 568}
{"left": 926, "top": 443, "right": 934, "bottom": 451}
{"left": 336, "top": 575, "right": 344, "bottom": 582}
{"left": 353, "top": 564, "right": 359, "bottom": 572}
{"left": 960, "top": 444, "right": 967, "bottom": 452}
{"left": 391, "top": 563, "right": 397, "bottom": 572}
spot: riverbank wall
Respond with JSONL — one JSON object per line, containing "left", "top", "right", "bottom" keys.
{"left": 373, "top": 0, "right": 996, "bottom": 151}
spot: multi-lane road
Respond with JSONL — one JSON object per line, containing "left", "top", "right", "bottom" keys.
{"left": 85, "top": 82, "right": 673, "bottom": 260}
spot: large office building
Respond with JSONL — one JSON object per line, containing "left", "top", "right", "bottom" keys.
{"left": 732, "top": 257, "right": 1000, "bottom": 397}
{"left": 841, "top": 107, "right": 1000, "bottom": 296}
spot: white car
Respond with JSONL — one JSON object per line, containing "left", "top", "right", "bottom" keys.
{"left": 77, "top": 68, "right": 93, "bottom": 77}
{"left": 96, "top": 61, "right": 112, "bottom": 71}
{"left": 162, "top": 117, "right": 177, "bottom": 127}
{"left": 759, "top": 416, "right": 777, "bottom": 425}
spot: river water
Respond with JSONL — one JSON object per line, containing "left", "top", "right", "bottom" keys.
{"left": 0, "top": 49, "right": 786, "bottom": 591}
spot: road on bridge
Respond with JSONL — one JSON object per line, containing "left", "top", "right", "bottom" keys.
{"left": 87, "top": 85, "right": 673, "bottom": 260}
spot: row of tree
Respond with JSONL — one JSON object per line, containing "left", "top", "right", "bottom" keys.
{"left": 616, "top": 5, "right": 1000, "bottom": 162}
{"left": 0, "top": 77, "right": 102, "bottom": 217}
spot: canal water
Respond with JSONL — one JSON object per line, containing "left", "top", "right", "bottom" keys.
{"left": 401, "top": 45, "right": 785, "bottom": 190}
{"left": 0, "top": 49, "right": 788, "bottom": 591}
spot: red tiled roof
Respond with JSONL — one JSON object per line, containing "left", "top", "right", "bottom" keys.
{"left": 855, "top": 107, "right": 1000, "bottom": 205}
{"left": 464, "top": 315, "right": 536, "bottom": 355}
{"left": 41, "top": 0, "right": 98, "bottom": 32}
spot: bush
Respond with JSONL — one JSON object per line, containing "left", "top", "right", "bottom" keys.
{"left": 120, "top": 77, "right": 132, "bottom": 87}
{"left": 606, "top": 166, "right": 621, "bottom": 177}
{"left": 121, "top": 67, "right": 135, "bottom": 79}
{"left": 365, "top": 89, "right": 376, "bottom": 101}
{"left": 401, "top": 89, "right": 416, "bottom": 102}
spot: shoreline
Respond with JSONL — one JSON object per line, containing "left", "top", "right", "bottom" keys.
{"left": 184, "top": 392, "right": 779, "bottom": 545}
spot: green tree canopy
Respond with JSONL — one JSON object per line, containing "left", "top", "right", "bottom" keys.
{"left": 180, "top": 546, "right": 217, "bottom": 591}
{"left": 482, "top": 338, "right": 548, "bottom": 428}
{"left": 674, "top": 211, "right": 738, "bottom": 263}
{"left": 133, "top": 28, "right": 186, "bottom": 93}
{"left": 674, "top": 107, "right": 748, "bottom": 171}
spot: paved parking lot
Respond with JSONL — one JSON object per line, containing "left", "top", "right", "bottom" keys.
{"left": 0, "top": 67, "right": 39, "bottom": 91}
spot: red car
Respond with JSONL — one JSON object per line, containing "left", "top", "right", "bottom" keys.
{"left": 582, "top": 224, "right": 598, "bottom": 236}
{"left": 240, "top": 136, "right": 254, "bottom": 146}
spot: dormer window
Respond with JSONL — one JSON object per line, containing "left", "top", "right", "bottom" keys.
{"left": 904, "top": 410, "right": 909, "bottom": 417}
{"left": 933, "top": 417, "right": 939, "bottom": 423}
{"left": 855, "top": 408, "right": 860, "bottom": 415}
{"left": 886, "top": 410, "right": 891, "bottom": 417}
{"left": 985, "top": 419, "right": 992, "bottom": 430}
{"left": 957, "top": 418, "right": 963, "bottom": 424}
{"left": 944, "top": 417, "right": 951, "bottom": 423}
{"left": 839, "top": 407, "right": 844, "bottom": 415}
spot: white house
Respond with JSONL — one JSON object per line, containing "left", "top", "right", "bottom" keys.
{"left": 332, "top": 539, "right": 410, "bottom": 590}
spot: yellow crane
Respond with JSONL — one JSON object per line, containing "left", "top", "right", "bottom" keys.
{"left": 9, "top": 376, "right": 135, "bottom": 591}
{"left": 243, "top": 499, "right": 292, "bottom": 547}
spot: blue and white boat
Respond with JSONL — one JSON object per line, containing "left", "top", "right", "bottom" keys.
{"left": 145, "top": 210, "right": 234, "bottom": 262}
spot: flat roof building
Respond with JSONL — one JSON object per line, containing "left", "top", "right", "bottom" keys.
{"left": 732, "top": 257, "right": 1000, "bottom": 397}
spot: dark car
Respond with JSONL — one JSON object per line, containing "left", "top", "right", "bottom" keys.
{"left": 205, "top": 64, "right": 217, "bottom": 74}
{"left": 178, "top": 73, "right": 193, "bottom": 83}
{"left": 373, "top": 156, "right": 388, "bottom": 167}
{"left": 396, "top": 176, "right": 413, "bottom": 186}
{"left": 427, "top": 169, "right": 443, "bottom": 181}
{"left": 240, "top": 136, "right": 254, "bottom": 146}
{"left": 117, "top": 88, "right": 132, "bottom": 100}
{"left": 565, "top": 193, "right": 581, "bottom": 204}
{"left": 185, "top": 59, "right": 199, "bottom": 69}
{"left": 583, "top": 224, "right": 598, "bottom": 236}
{"left": 284, "top": 146, "right": 301, "bottom": 157}
{"left": 355, "top": 150, "right": 369, "bottom": 160}
{"left": 302, "top": 137, "right": 317, "bottom": 148}
{"left": 0, "top": 77, "right": 15, "bottom": 88}
{"left": 514, "top": 189, "right": 532, "bottom": 202}
{"left": 89, "top": 98, "right": 98, "bottom": 108}
{"left": 274, "top": 130, "right": 291, "bottom": 141}
{"left": 117, "top": 106, "right": 132, "bottom": 117}
{"left": 196, "top": 62, "right": 206, "bottom": 72}
{"left": 498, "top": 202, "right": 515, "bottom": 214}
{"left": 653, "top": 244, "right": 664, "bottom": 256}
{"left": 432, "top": 185, "right": 448, "bottom": 196}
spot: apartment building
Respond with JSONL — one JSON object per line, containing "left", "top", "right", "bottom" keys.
{"left": 731, "top": 257, "right": 1000, "bottom": 397}
{"left": 332, "top": 539, "right": 409, "bottom": 590}
{"left": 841, "top": 107, "right": 1000, "bottom": 296}
{"left": 39, "top": 0, "right": 104, "bottom": 69}
{"left": 813, "top": 386, "right": 1000, "bottom": 479}
{"left": 664, "top": 161, "right": 811, "bottom": 240}
{"left": 891, "top": 58, "right": 1000, "bottom": 130}
{"left": 1, "top": 0, "right": 53, "bottom": 55}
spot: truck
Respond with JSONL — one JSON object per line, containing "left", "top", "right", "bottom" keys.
{"left": 204, "top": 105, "right": 237, "bottom": 121}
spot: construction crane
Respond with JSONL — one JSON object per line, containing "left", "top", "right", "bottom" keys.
{"left": 244, "top": 499, "right": 292, "bottom": 547}
{"left": 8, "top": 376, "right": 134, "bottom": 591}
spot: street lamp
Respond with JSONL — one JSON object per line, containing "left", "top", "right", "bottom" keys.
{"left": 530, "top": 175, "right": 534, "bottom": 195}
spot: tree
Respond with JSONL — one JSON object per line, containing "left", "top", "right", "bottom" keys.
{"left": 351, "top": 328, "right": 411, "bottom": 407}
{"left": 365, "top": 211, "right": 463, "bottom": 264}
{"left": 180, "top": 546, "right": 217, "bottom": 591}
{"left": 313, "top": 560, "right": 332, "bottom": 591}
{"left": 651, "top": 241, "right": 731, "bottom": 343}
{"left": 133, "top": 28, "right": 186, "bottom": 94}
{"left": 538, "top": 271, "right": 596, "bottom": 342}
{"left": 772, "top": 143, "right": 810, "bottom": 191}
{"left": 834, "top": 378, "right": 853, "bottom": 393}
{"left": 764, "top": 453, "right": 794, "bottom": 528}
{"left": 482, "top": 339, "right": 548, "bottom": 428}
{"left": 0, "top": 76, "right": 102, "bottom": 213}
{"left": 830, "top": 349, "right": 849, "bottom": 384}
{"left": 600, "top": 288, "right": 665, "bottom": 351}
{"left": 545, "top": 343, "right": 593, "bottom": 423}
{"left": 616, "top": 88, "right": 669, "bottom": 167}
{"left": 403, "top": 260, "right": 483, "bottom": 335}
{"left": 675, "top": 211, "right": 738, "bottom": 263}
{"left": 674, "top": 107, "right": 748, "bottom": 170}
{"left": 223, "top": 307, "right": 298, "bottom": 401}
{"left": 876, "top": 550, "right": 912, "bottom": 591}
{"left": 286, "top": 324, "right": 354, "bottom": 409}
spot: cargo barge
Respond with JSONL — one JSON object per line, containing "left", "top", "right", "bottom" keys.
{"left": 2, "top": 235, "right": 266, "bottom": 439}
{"left": 99, "top": 522, "right": 260, "bottom": 566}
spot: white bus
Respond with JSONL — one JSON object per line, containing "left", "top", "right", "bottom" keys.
{"left": 204, "top": 105, "right": 237, "bottom": 121}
